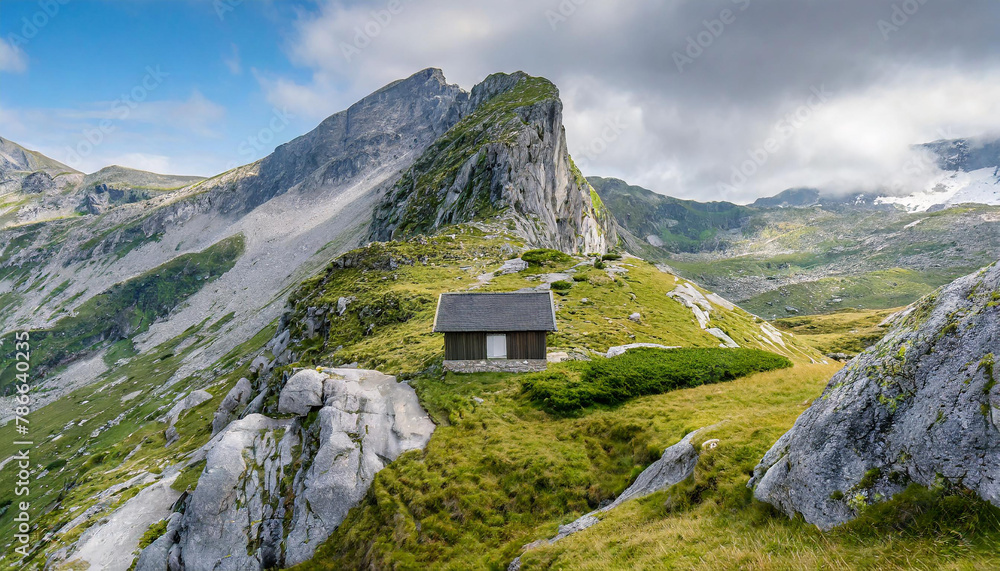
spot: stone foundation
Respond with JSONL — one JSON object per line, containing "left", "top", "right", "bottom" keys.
{"left": 444, "top": 359, "right": 548, "bottom": 373}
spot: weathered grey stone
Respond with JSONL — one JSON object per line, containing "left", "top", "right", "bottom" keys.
{"left": 140, "top": 368, "right": 436, "bottom": 570}
{"left": 163, "top": 426, "right": 179, "bottom": 448}
{"left": 212, "top": 377, "right": 253, "bottom": 435}
{"left": 628, "top": 312, "right": 641, "bottom": 322}
{"left": 160, "top": 389, "right": 213, "bottom": 426}
{"left": 750, "top": 262, "right": 1000, "bottom": 530}
{"left": 134, "top": 512, "right": 182, "bottom": 571}
{"left": 546, "top": 351, "right": 570, "bottom": 363}
{"left": 285, "top": 368, "right": 436, "bottom": 565}
{"left": 267, "top": 329, "right": 291, "bottom": 357}
{"left": 443, "top": 359, "right": 548, "bottom": 373}
{"left": 244, "top": 390, "right": 267, "bottom": 416}
{"left": 249, "top": 355, "right": 270, "bottom": 375}
{"left": 496, "top": 258, "right": 529, "bottom": 275}
{"left": 606, "top": 343, "right": 680, "bottom": 358}
{"left": 336, "top": 296, "right": 356, "bottom": 316}
{"left": 176, "top": 414, "right": 297, "bottom": 571}
{"left": 277, "top": 369, "right": 326, "bottom": 415}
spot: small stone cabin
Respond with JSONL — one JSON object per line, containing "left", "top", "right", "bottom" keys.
{"left": 433, "top": 291, "right": 557, "bottom": 373}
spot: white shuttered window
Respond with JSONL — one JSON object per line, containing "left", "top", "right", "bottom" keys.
{"left": 486, "top": 334, "right": 507, "bottom": 359}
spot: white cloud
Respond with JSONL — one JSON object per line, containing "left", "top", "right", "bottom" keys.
{"left": 224, "top": 43, "right": 242, "bottom": 75}
{"left": 253, "top": 69, "right": 335, "bottom": 120}
{"left": 47, "top": 90, "right": 227, "bottom": 137}
{"left": 259, "top": 0, "right": 1000, "bottom": 203}
{"left": 1, "top": 91, "right": 229, "bottom": 175}
{"left": 104, "top": 152, "right": 172, "bottom": 174}
{"left": 0, "top": 38, "right": 27, "bottom": 73}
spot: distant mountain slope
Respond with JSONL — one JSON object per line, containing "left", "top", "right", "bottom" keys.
{"left": 0, "top": 137, "right": 84, "bottom": 215}
{"left": 590, "top": 176, "right": 751, "bottom": 252}
{"left": 0, "top": 68, "right": 470, "bottom": 414}
{"left": 82, "top": 165, "right": 203, "bottom": 191}
{"left": 0, "top": 139, "right": 209, "bottom": 223}
{"left": 0, "top": 136, "right": 77, "bottom": 176}
{"left": 919, "top": 137, "right": 1000, "bottom": 172}
{"left": 602, "top": 177, "right": 1000, "bottom": 317}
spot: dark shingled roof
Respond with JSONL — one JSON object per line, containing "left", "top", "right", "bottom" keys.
{"left": 433, "top": 291, "right": 557, "bottom": 332}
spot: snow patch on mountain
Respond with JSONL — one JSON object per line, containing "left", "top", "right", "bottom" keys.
{"left": 877, "top": 167, "right": 1000, "bottom": 212}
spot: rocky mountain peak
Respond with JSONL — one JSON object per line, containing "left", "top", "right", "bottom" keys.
{"left": 368, "top": 71, "right": 616, "bottom": 253}
{"left": 750, "top": 261, "right": 1000, "bottom": 529}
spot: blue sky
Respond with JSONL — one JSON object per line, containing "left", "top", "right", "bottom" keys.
{"left": 1, "top": 0, "right": 327, "bottom": 175}
{"left": 2, "top": 1, "right": 1000, "bottom": 202}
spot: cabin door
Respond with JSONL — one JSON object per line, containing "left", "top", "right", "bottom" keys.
{"left": 486, "top": 334, "right": 507, "bottom": 359}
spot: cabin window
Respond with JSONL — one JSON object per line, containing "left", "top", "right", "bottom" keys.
{"left": 486, "top": 334, "right": 507, "bottom": 359}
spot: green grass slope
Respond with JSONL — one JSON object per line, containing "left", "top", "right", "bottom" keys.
{"left": 277, "top": 226, "right": 1000, "bottom": 570}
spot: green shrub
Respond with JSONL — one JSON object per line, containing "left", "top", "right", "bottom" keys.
{"left": 138, "top": 519, "right": 169, "bottom": 549}
{"left": 171, "top": 460, "right": 206, "bottom": 492}
{"left": 44, "top": 459, "right": 67, "bottom": 471}
{"left": 522, "top": 347, "right": 792, "bottom": 414}
{"left": 594, "top": 260, "right": 607, "bottom": 270}
{"left": 602, "top": 253, "right": 622, "bottom": 261}
{"left": 520, "top": 248, "right": 572, "bottom": 266}
{"left": 839, "top": 483, "right": 1000, "bottom": 540}
{"left": 550, "top": 280, "right": 572, "bottom": 293}
{"left": 572, "top": 274, "right": 588, "bottom": 282}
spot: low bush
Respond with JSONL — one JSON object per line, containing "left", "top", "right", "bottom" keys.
{"left": 522, "top": 347, "right": 792, "bottom": 414}
{"left": 602, "top": 253, "right": 622, "bottom": 261}
{"left": 550, "top": 280, "right": 573, "bottom": 293}
{"left": 521, "top": 248, "right": 572, "bottom": 266}
{"left": 44, "top": 459, "right": 67, "bottom": 471}
{"left": 839, "top": 483, "right": 1000, "bottom": 541}
{"left": 171, "top": 460, "right": 206, "bottom": 493}
{"left": 138, "top": 519, "right": 168, "bottom": 549}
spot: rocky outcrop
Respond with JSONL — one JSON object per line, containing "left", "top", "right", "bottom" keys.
{"left": 606, "top": 343, "right": 681, "bottom": 358}
{"left": 369, "top": 72, "right": 616, "bottom": 254}
{"left": 160, "top": 390, "right": 212, "bottom": 426}
{"left": 509, "top": 429, "right": 706, "bottom": 570}
{"left": 138, "top": 367, "right": 435, "bottom": 570}
{"left": 20, "top": 171, "right": 55, "bottom": 193}
{"left": 211, "top": 377, "right": 253, "bottom": 435}
{"left": 750, "top": 262, "right": 1000, "bottom": 529}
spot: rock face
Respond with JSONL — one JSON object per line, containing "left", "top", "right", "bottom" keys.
{"left": 750, "top": 262, "right": 1000, "bottom": 530}
{"left": 211, "top": 377, "right": 253, "bottom": 435}
{"left": 139, "top": 367, "right": 435, "bottom": 570}
{"left": 369, "top": 71, "right": 616, "bottom": 254}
